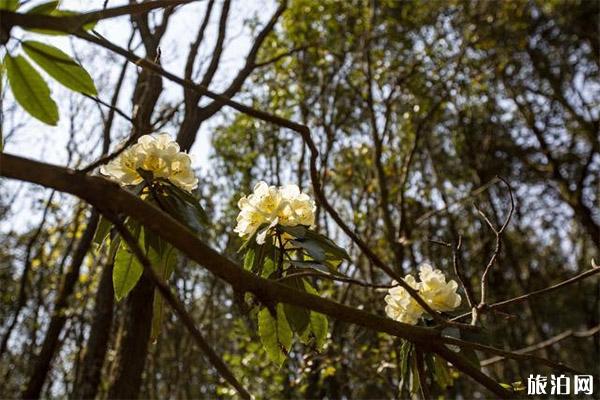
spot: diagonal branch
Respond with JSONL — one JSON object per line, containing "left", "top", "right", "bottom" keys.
{"left": 0, "top": 1, "right": 194, "bottom": 37}
{"left": 452, "top": 263, "right": 600, "bottom": 322}
{"left": 0, "top": 152, "right": 511, "bottom": 397}
{"left": 107, "top": 214, "right": 251, "bottom": 400}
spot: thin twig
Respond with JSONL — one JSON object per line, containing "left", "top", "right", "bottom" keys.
{"left": 477, "top": 176, "right": 515, "bottom": 316}
{"left": 452, "top": 236, "right": 475, "bottom": 309}
{"left": 441, "top": 335, "right": 582, "bottom": 375}
{"left": 452, "top": 264, "right": 600, "bottom": 322}
{"left": 480, "top": 325, "right": 600, "bottom": 367}
{"left": 415, "top": 178, "right": 500, "bottom": 225}
{"left": 277, "top": 269, "right": 398, "bottom": 289}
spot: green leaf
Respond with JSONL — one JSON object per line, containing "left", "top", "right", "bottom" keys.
{"left": 243, "top": 247, "right": 256, "bottom": 271}
{"left": 4, "top": 54, "right": 58, "bottom": 125}
{"left": 287, "top": 228, "right": 350, "bottom": 265}
{"left": 278, "top": 224, "right": 308, "bottom": 239}
{"left": 163, "top": 181, "right": 209, "bottom": 224}
{"left": 310, "top": 311, "right": 328, "bottom": 350}
{"left": 276, "top": 304, "right": 293, "bottom": 353}
{"left": 399, "top": 340, "right": 414, "bottom": 389}
{"left": 304, "top": 280, "right": 328, "bottom": 350}
{"left": 291, "top": 239, "right": 326, "bottom": 262}
{"left": 23, "top": 40, "right": 97, "bottom": 95}
{"left": 0, "top": 0, "right": 19, "bottom": 11}
{"left": 25, "top": 0, "right": 58, "bottom": 14}
{"left": 150, "top": 293, "right": 164, "bottom": 343}
{"left": 150, "top": 243, "right": 177, "bottom": 341}
{"left": 107, "top": 235, "right": 121, "bottom": 262}
{"left": 112, "top": 223, "right": 143, "bottom": 301}
{"left": 281, "top": 277, "right": 310, "bottom": 334}
{"left": 283, "top": 303, "right": 310, "bottom": 334}
{"left": 410, "top": 356, "right": 421, "bottom": 395}
{"left": 153, "top": 184, "right": 207, "bottom": 234}
{"left": 258, "top": 307, "right": 285, "bottom": 366}
{"left": 92, "top": 215, "right": 112, "bottom": 247}
{"left": 432, "top": 354, "right": 454, "bottom": 389}
{"left": 261, "top": 256, "right": 277, "bottom": 278}
{"left": 304, "top": 230, "right": 350, "bottom": 261}
{"left": 460, "top": 346, "right": 480, "bottom": 369}
{"left": 113, "top": 241, "right": 143, "bottom": 301}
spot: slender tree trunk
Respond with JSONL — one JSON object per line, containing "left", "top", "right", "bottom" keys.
{"left": 22, "top": 211, "right": 99, "bottom": 399}
{"left": 72, "top": 260, "right": 115, "bottom": 399}
{"left": 107, "top": 274, "right": 155, "bottom": 399}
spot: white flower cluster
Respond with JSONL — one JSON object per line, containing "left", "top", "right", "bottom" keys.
{"left": 234, "top": 181, "right": 316, "bottom": 244}
{"left": 100, "top": 133, "right": 198, "bottom": 192}
{"left": 385, "top": 264, "right": 461, "bottom": 325}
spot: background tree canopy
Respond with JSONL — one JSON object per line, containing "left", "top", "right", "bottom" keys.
{"left": 0, "top": 0, "right": 598, "bottom": 399}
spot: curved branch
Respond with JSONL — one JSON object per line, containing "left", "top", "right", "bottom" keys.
{"left": 0, "top": 152, "right": 511, "bottom": 398}
{"left": 0, "top": 1, "right": 193, "bottom": 36}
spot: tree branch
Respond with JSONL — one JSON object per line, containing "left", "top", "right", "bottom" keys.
{"left": 0, "top": 152, "right": 510, "bottom": 397}
{"left": 107, "top": 215, "right": 251, "bottom": 400}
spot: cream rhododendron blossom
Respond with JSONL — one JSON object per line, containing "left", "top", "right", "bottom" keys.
{"left": 100, "top": 133, "right": 198, "bottom": 192}
{"left": 384, "top": 264, "right": 461, "bottom": 325}
{"left": 418, "top": 264, "right": 462, "bottom": 311}
{"left": 234, "top": 181, "right": 316, "bottom": 244}
{"left": 384, "top": 275, "right": 423, "bottom": 325}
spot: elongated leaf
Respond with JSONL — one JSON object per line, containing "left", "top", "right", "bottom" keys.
{"left": 4, "top": 55, "right": 58, "bottom": 125}
{"left": 113, "top": 241, "right": 143, "bottom": 301}
{"left": 304, "top": 280, "right": 328, "bottom": 350}
{"left": 288, "top": 259, "right": 329, "bottom": 273}
{"left": 261, "top": 256, "right": 277, "bottom": 279}
{"left": 150, "top": 243, "right": 177, "bottom": 341}
{"left": 310, "top": 311, "right": 328, "bottom": 350}
{"left": 153, "top": 184, "right": 207, "bottom": 234}
{"left": 282, "top": 277, "right": 310, "bottom": 334}
{"left": 0, "top": 0, "right": 19, "bottom": 11}
{"left": 399, "top": 340, "right": 414, "bottom": 389}
{"left": 304, "top": 230, "right": 350, "bottom": 260}
{"left": 276, "top": 304, "right": 293, "bottom": 353}
{"left": 243, "top": 247, "right": 255, "bottom": 271}
{"left": 258, "top": 307, "right": 285, "bottom": 366}
{"left": 150, "top": 292, "right": 164, "bottom": 343}
{"left": 410, "top": 356, "right": 421, "bottom": 395}
{"left": 164, "top": 182, "right": 208, "bottom": 224}
{"left": 112, "top": 223, "right": 143, "bottom": 301}
{"left": 23, "top": 41, "right": 97, "bottom": 95}
{"left": 278, "top": 224, "right": 308, "bottom": 239}
{"left": 291, "top": 239, "right": 326, "bottom": 262}
{"left": 92, "top": 215, "right": 112, "bottom": 247}
{"left": 432, "top": 355, "right": 454, "bottom": 389}
{"left": 25, "top": 0, "right": 58, "bottom": 14}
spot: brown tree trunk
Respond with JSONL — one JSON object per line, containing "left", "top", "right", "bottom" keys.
{"left": 22, "top": 212, "right": 98, "bottom": 399}
{"left": 72, "top": 260, "right": 115, "bottom": 399}
{"left": 106, "top": 274, "right": 155, "bottom": 399}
